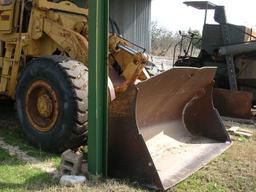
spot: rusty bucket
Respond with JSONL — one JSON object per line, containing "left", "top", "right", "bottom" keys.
{"left": 108, "top": 67, "right": 231, "bottom": 190}
{"left": 213, "top": 88, "right": 253, "bottom": 119}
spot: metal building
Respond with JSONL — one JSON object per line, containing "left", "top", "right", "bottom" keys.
{"left": 110, "top": 0, "right": 152, "bottom": 51}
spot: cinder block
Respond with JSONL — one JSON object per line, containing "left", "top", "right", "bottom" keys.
{"left": 80, "top": 162, "right": 89, "bottom": 177}
{"left": 60, "top": 149, "right": 83, "bottom": 175}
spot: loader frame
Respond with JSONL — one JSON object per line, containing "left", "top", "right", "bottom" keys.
{"left": 0, "top": 0, "right": 89, "bottom": 98}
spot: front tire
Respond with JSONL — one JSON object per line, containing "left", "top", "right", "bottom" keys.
{"left": 16, "top": 56, "right": 88, "bottom": 153}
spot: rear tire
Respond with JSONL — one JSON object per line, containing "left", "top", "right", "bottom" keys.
{"left": 16, "top": 55, "right": 88, "bottom": 153}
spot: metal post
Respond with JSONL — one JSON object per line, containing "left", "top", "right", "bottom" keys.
{"left": 88, "top": 0, "right": 109, "bottom": 179}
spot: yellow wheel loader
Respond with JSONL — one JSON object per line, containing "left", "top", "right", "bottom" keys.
{"left": 0, "top": 0, "right": 231, "bottom": 189}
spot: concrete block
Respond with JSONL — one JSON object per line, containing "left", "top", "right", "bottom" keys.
{"left": 61, "top": 149, "right": 83, "bottom": 175}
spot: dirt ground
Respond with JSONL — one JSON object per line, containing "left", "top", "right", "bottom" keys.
{"left": 0, "top": 101, "right": 255, "bottom": 192}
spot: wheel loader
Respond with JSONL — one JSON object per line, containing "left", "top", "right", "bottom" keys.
{"left": 174, "top": 1, "right": 256, "bottom": 119}
{"left": 0, "top": 0, "right": 231, "bottom": 190}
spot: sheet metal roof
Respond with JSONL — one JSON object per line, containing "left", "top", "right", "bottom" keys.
{"left": 183, "top": 1, "right": 216, "bottom": 10}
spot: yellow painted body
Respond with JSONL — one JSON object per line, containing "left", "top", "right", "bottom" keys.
{"left": 0, "top": 0, "right": 149, "bottom": 98}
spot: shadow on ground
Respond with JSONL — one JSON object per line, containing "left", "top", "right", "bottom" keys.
{"left": 0, "top": 100, "right": 19, "bottom": 131}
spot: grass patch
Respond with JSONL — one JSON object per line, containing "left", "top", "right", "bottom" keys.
{"left": 0, "top": 148, "right": 58, "bottom": 192}
{"left": 0, "top": 104, "right": 255, "bottom": 192}
{"left": 171, "top": 174, "right": 229, "bottom": 192}
{"left": 38, "top": 180, "right": 150, "bottom": 192}
{"left": 0, "top": 102, "right": 61, "bottom": 167}
{"left": 0, "top": 128, "right": 61, "bottom": 167}
{"left": 18, "top": 127, "right": 254, "bottom": 192}
{"left": 0, "top": 126, "right": 256, "bottom": 192}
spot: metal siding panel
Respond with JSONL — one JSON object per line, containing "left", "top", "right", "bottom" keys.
{"left": 110, "top": 0, "right": 151, "bottom": 51}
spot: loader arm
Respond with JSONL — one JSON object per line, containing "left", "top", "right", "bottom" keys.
{"left": 38, "top": 10, "right": 150, "bottom": 95}
{"left": 42, "top": 20, "right": 150, "bottom": 95}
{"left": 108, "top": 34, "right": 150, "bottom": 95}
{"left": 30, "top": 0, "right": 150, "bottom": 96}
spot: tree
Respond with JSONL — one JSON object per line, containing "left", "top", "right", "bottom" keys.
{"left": 151, "top": 21, "right": 202, "bottom": 58}
{"left": 151, "top": 21, "right": 176, "bottom": 56}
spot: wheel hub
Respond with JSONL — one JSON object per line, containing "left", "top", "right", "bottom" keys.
{"left": 25, "top": 80, "right": 59, "bottom": 132}
{"left": 37, "top": 94, "right": 53, "bottom": 118}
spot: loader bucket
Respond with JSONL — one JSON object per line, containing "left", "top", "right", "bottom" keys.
{"left": 108, "top": 67, "right": 231, "bottom": 190}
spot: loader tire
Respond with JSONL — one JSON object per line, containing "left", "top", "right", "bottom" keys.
{"left": 16, "top": 56, "right": 88, "bottom": 153}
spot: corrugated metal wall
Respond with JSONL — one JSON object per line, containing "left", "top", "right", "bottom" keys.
{"left": 110, "top": 0, "right": 151, "bottom": 52}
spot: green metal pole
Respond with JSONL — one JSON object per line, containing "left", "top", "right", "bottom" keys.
{"left": 88, "top": 0, "right": 109, "bottom": 179}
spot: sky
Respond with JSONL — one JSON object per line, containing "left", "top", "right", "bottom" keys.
{"left": 152, "top": 0, "right": 256, "bottom": 32}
